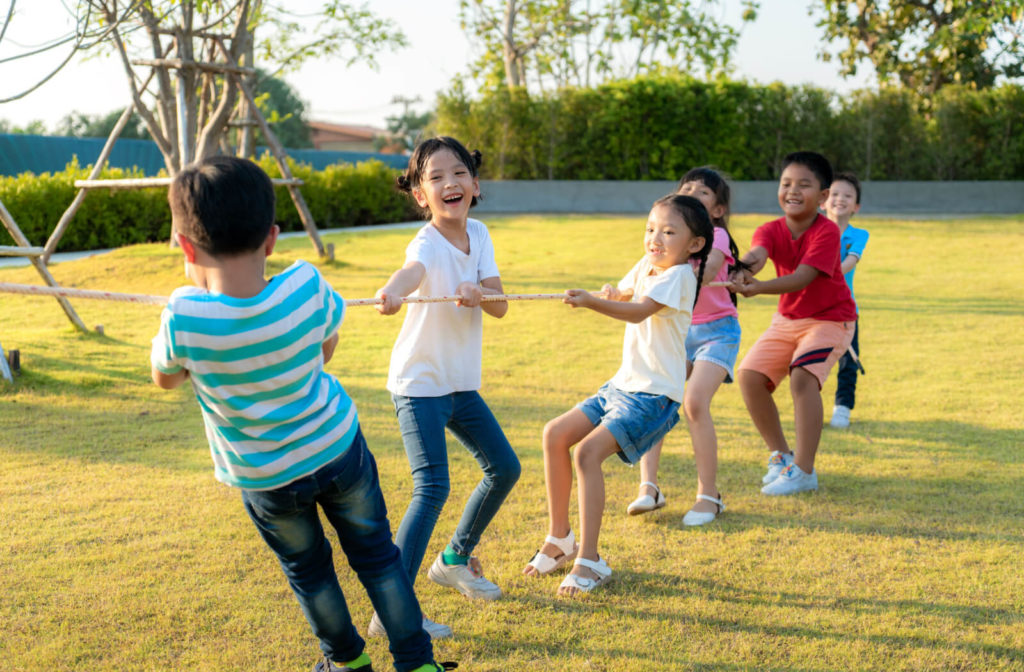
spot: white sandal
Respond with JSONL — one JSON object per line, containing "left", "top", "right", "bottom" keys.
{"left": 627, "top": 481, "right": 666, "bottom": 515}
{"left": 682, "top": 493, "right": 725, "bottom": 527}
{"left": 558, "top": 556, "right": 612, "bottom": 595}
{"left": 524, "top": 530, "right": 577, "bottom": 576}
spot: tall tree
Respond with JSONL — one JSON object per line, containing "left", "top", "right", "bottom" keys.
{"left": 72, "top": 1, "right": 405, "bottom": 173}
{"left": 459, "top": 0, "right": 759, "bottom": 92}
{"left": 814, "top": 0, "right": 1024, "bottom": 95}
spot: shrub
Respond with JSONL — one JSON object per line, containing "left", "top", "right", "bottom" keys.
{"left": 0, "top": 156, "right": 418, "bottom": 252}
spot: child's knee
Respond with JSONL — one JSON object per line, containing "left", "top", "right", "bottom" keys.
{"left": 572, "top": 442, "right": 605, "bottom": 472}
{"left": 738, "top": 368, "right": 769, "bottom": 393}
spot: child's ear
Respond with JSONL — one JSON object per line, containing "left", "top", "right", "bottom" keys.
{"left": 689, "top": 236, "right": 707, "bottom": 255}
{"left": 412, "top": 186, "right": 429, "bottom": 209}
{"left": 472, "top": 176, "right": 480, "bottom": 198}
{"left": 176, "top": 233, "right": 197, "bottom": 263}
{"left": 817, "top": 187, "right": 830, "bottom": 207}
{"left": 264, "top": 224, "right": 279, "bottom": 256}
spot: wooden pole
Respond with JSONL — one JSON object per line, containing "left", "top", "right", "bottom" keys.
{"left": 238, "top": 79, "right": 325, "bottom": 257}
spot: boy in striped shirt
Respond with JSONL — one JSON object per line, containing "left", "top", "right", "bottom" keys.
{"left": 151, "top": 156, "right": 449, "bottom": 672}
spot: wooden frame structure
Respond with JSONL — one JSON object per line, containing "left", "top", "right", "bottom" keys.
{"left": 6, "top": 19, "right": 327, "bottom": 333}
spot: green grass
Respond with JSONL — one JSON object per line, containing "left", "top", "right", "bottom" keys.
{"left": 1, "top": 213, "right": 1022, "bottom": 671}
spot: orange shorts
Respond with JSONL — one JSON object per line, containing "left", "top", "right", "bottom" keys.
{"left": 738, "top": 313, "right": 855, "bottom": 392}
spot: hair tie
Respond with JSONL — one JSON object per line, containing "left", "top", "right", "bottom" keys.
{"left": 396, "top": 174, "right": 411, "bottom": 191}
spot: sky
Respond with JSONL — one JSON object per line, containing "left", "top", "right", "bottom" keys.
{"left": 0, "top": 1, "right": 875, "bottom": 131}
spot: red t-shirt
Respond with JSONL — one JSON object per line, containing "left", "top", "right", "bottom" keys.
{"left": 752, "top": 214, "right": 857, "bottom": 322}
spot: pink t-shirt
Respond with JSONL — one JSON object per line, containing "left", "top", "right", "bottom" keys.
{"left": 690, "top": 227, "right": 738, "bottom": 325}
{"left": 751, "top": 214, "right": 857, "bottom": 322}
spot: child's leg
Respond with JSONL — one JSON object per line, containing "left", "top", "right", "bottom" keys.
{"left": 392, "top": 394, "right": 453, "bottom": 584}
{"left": 684, "top": 360, "right": 729, "bottom": 512}
{"left": 790, "top": 367, "right": 824, "bottom": 473}
{"left": 738, "top": 369, "right": 790, "bottom": 454}
{"left": 522, "top": 408, "right": 594, "bottom": 576}
{"left": 637, "top": 442, "right": 663, "bottom": 494}
{"left": 834, "top": 320, "right": 859, "bottom": 410}
{"left": 241, "top": 457, "right": 370, "bottom": 666}
{"left": 560, "top": 426, "right": 620, "bottom": 596}
{"left": 320, "top": 430, "right": 434, "bottom": 671}
{"left": 445, "top": 391, "right": 522, "bottom": 558}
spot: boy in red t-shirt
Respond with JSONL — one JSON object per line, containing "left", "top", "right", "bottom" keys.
{"left": 729, "top": 151, "right": 856, "bottom": 495}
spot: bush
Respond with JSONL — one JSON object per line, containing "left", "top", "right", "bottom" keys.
{"left": 434, "top": 76, "right": 1024, "bottom": 181}
{"left": 0, "top": 156, "right": 418, "bottom": 252}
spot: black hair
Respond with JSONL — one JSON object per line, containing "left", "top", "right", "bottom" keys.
{"left": 677, "top": 166, "right": 750, "bottom": 306}
{"left": 396, "top": 136, "right": 483, "bottom": 217}
{"left": 781, "top": 150, "right": 833, "bottom": 190}
{"left": 653, "top": 194, "right": 714, "bottom": 308}
{"left": 833, "top": 170, "right": 862, "bottom": 204}
{"left": 168, "top": 155, "right": 276, "bottom": 256}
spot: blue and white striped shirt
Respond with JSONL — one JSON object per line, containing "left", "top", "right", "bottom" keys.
{"left": 151, "top": 261, "right": 358, "bottom": 490}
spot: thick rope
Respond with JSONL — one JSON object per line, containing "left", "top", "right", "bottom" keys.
{"left": 0, "top": 281, "right": 732, "bottom": 307}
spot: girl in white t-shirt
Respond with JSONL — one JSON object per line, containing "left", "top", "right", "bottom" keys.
{"left": 522, "top": 195, "right": 713, "bottom": 596}
{"left": 373, "top": 137, "right": 520, "bottom": 638}
{"left": 627, "top": 167, "right": 749, "bottom": 527}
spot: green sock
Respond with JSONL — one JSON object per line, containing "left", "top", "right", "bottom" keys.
{"left": 409, "top": 664, "right": 441, "bottom": 672}
{"left": 340, "top": 652, "right": 372, "bottom": 669}
{"left": 442, "top": 543, "right": 469, "bottom": 566}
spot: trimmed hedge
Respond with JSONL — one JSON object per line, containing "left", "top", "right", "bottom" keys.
{"left": 0, "top": 155, "right": 418, "bottom": 253}
{"left": 434, "top": 76, "right": 1024, "bottom": 181}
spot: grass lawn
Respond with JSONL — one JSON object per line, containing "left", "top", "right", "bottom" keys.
{"left": 1, "top": 213, "right": 1022, "bottom": 671}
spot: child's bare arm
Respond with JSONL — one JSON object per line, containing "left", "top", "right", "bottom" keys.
{"left": 701, "top": 249, "right": 727, "bottom": 283}
{"left": 840, "top": 254, "right": 860, "bottom": 275}
{"left": 477, "top": 276, "right": 508, "bottom": 318}
{"left": 322, "top": 332, "right": 339, "bottom": 364}
{"left": 736, "top": 246, "right": 768, "bottom": 276}
{"left": 564, "top": 290, "right": 662, "bottom": 323}
{"left": 152, "top": 365, "right": 189, "bottom": 390}
{"left": 375, "top": 262, "right": 426, "bottom": 315}
{"left": 597, "top": 283, "right": 633, "bottom": 302}
{"left": 732, "top": 263, "right": 819, "bottom": 297}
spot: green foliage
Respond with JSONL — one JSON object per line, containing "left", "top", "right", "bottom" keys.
{"left": 0, "top": 157, "right": 419, "bottom": 252}
{"left": 434, "top": 75, "right": 1024, "bottom": 180}
{"left": 252, "top": 71, "right": 313, "bottom": 150}
{"left": 459, "top": 0, "right": 759, "bottom": 91}
{"left": 813, "top": 0, "right": 1024, "bottom": 95}
{"left": 55, "top": 110, "right": 152, "bottom": 140}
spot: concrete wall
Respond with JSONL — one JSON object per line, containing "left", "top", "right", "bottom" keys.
{"left": 474, "top": 180, "right": 1024, "bottom": 215}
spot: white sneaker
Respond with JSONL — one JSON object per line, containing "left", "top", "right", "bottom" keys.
{"left": 762, "top": 450, "right": 794, "bottom": 484}
{"left": 830, "top": 405, "right": 851, "bottom": 429}
{"left": 761, "top": 464, "right": 818, "bottom": 496}
{"left": 427, "top": 552, "right": 502, "bottom": 600}
{"left": 367, "top": 612, "right": 453, "bottom": 639}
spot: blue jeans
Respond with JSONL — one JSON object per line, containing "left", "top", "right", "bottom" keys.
{"left": 834, "top": 320, "right": 860, "bottom": 409}
{"left": 391, "top": 391, "right": 521, "bottom": 583}
{"left": 241, "top": 427, "right": 432, "bottom": 671}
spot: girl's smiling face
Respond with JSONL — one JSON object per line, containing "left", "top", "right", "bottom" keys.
{"left": 677, "top": 180, "right": 725, "bottom": 223}
{"left": 412, "top": 148, "right": 480, "bottom": 222}
{"left": 644, "top": 202, "right": 705, "bottom": 271}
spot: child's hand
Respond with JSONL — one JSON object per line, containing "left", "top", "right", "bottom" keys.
{"left": 730, "top": 276, "right": 761, "bottom": 297}
{"left": 455, "top": 281, "right": 483, "bottom": 307}
{"left": 596, "top": 283, "right": 622, "bottom": 301}
{"left": 563, "top": 289, "right": 593, "bottom": 308}
{"left": 375, "top": 289, "right": 403, "bottom": 315}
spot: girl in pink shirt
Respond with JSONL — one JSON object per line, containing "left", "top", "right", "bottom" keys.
{"left": 627, "top": 167, "right": 747, "bottom": 526}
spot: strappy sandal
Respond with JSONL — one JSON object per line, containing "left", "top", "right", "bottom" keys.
{"left": 682, "top": 493, "right": 725, "bottom": 527}
{"left": 523, "top": 530, "right": 577, "bottom": 576}
{"left": 627, "top": 481, "right": 666, "bottom": 515}
{"left": 557, "top": 556, "right": 612, "bottom": 595}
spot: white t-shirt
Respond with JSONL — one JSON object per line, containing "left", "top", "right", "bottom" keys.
{"left": 387, "top": 218, "right": 501, "bottom": 397}
{"left": 610, "top": 259, "right": 696, "bottom": 403}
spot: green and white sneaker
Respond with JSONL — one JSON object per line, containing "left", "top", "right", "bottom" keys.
{"left": 761, "top": 464, "right": 818, "bottom": 496}
{"left": 313, "top": 652, "right": 372, "bottom": 672}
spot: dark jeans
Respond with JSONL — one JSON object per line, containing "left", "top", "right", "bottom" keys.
{"left": 241, "top": 427, "right": 432, "bottom": 671}
{"left": 392, "top": 391, "right": 521, "bottom": 583}
{"left": 834, "top": 320, "right": 860, "bottom": 409}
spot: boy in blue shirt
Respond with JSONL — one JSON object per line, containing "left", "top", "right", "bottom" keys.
{"left": 151, "top": 156, "right": 453, "bottom": 672}
{"left": 824, "top": 171, "right": 869, "bottom": 429}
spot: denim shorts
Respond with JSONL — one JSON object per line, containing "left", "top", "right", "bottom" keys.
{"left": 576, "top": 382, "right": 680, "bottom": 465}
{"left": 686, "top": 314, "right": 741, "bottom": 383}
